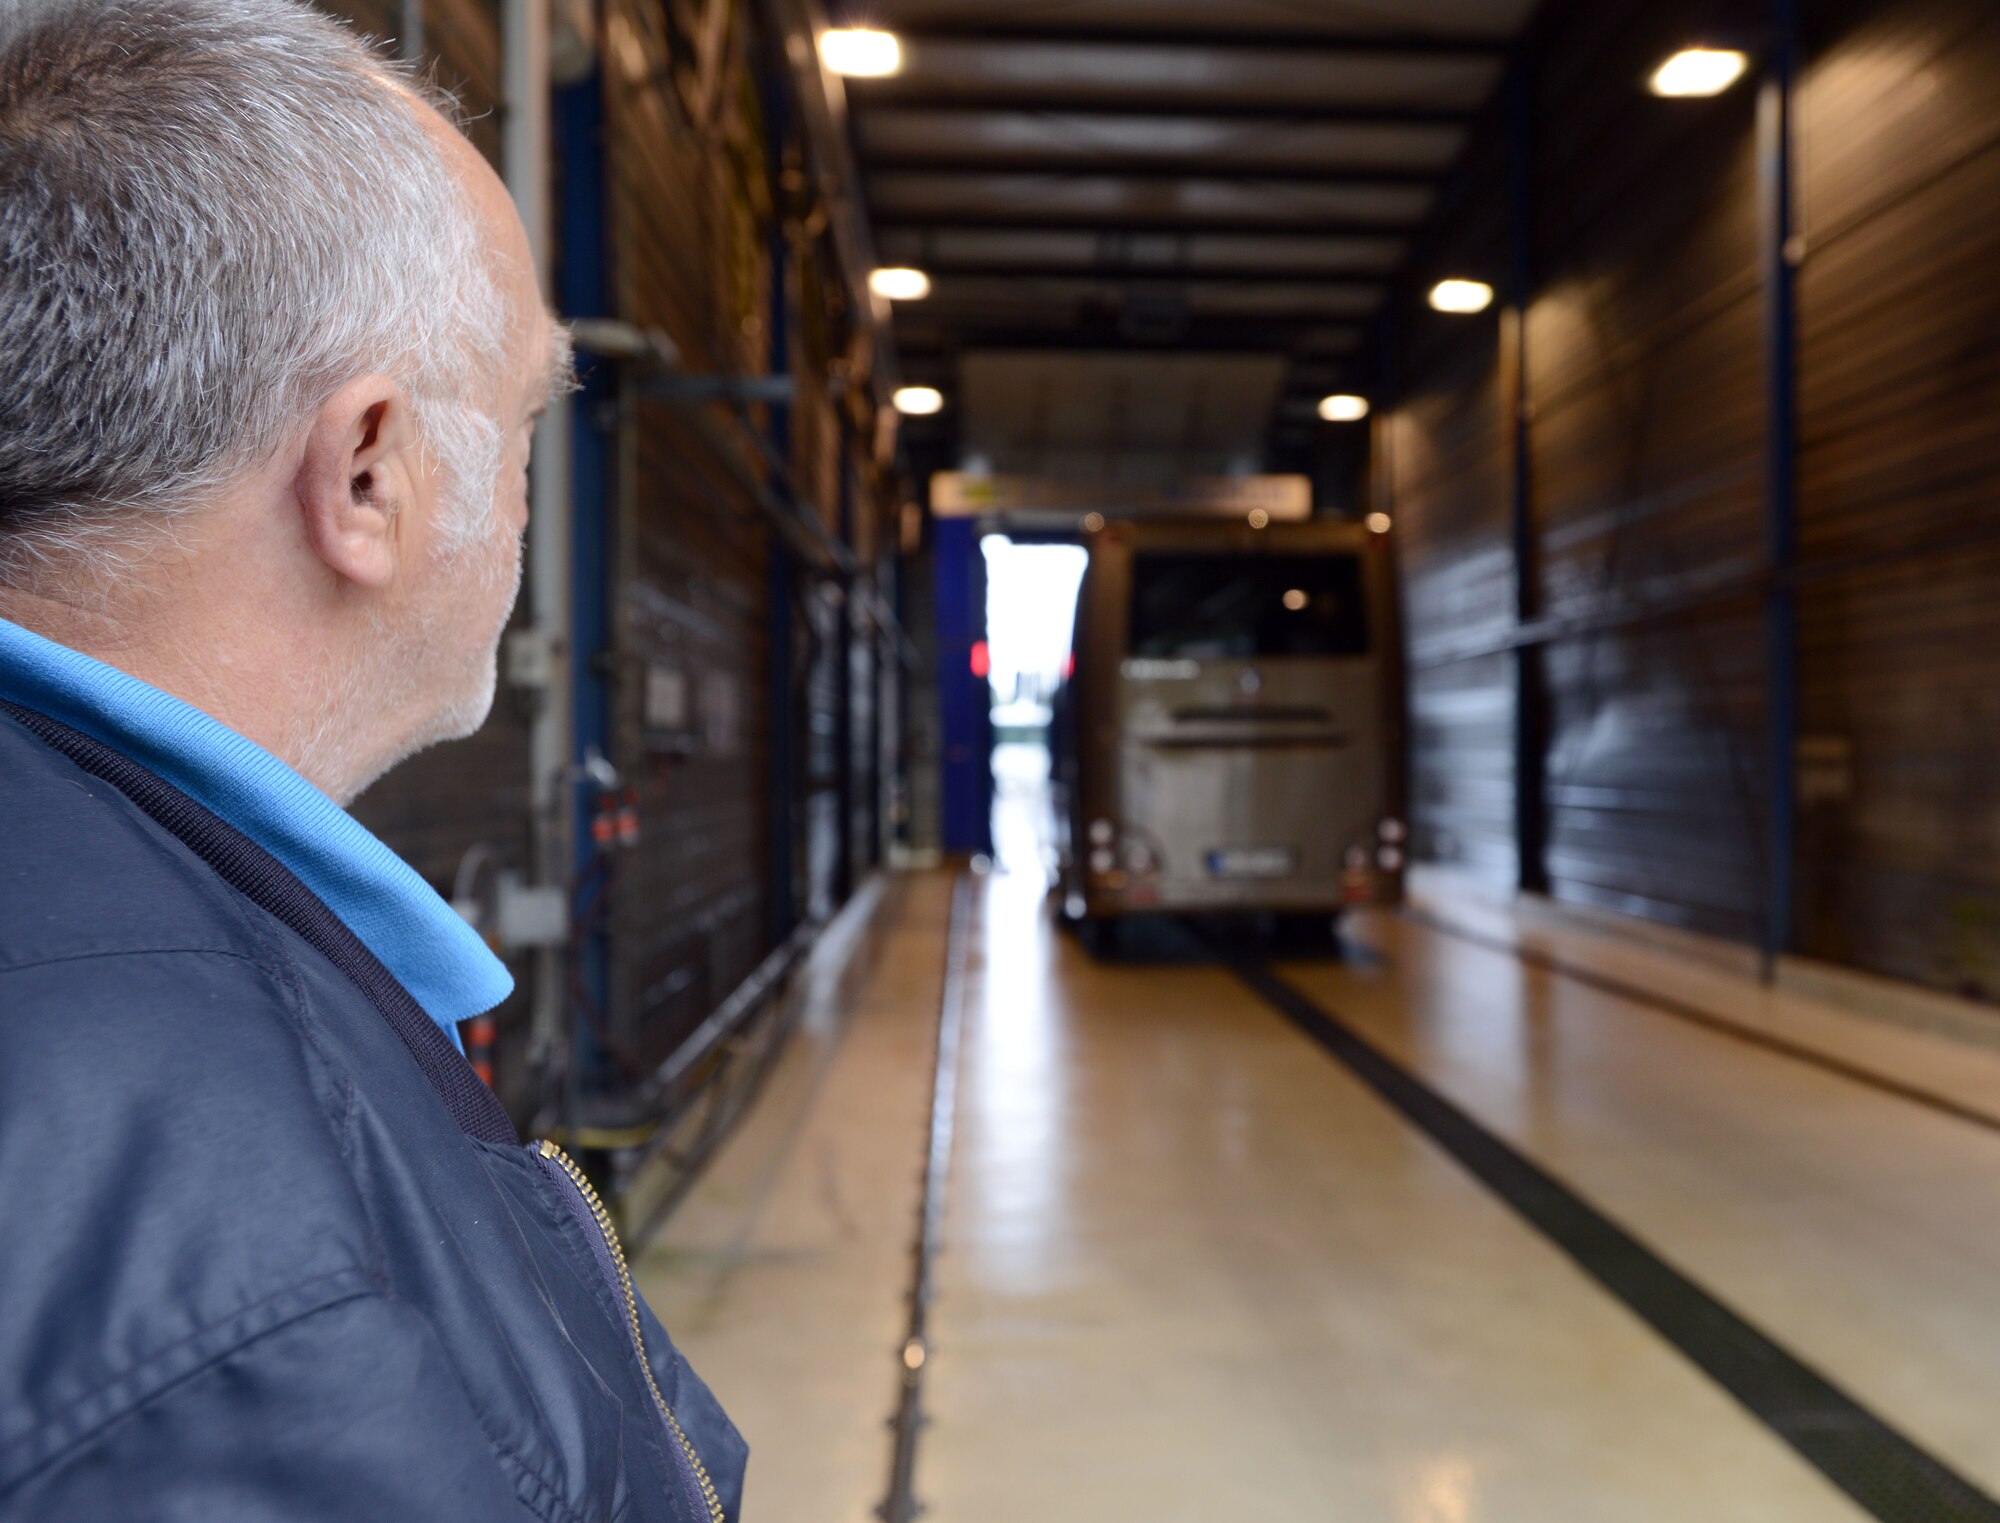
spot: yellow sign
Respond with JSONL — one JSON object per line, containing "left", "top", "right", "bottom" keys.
{"left": 930, "top": 472, "right": 1313, "bottom": 521}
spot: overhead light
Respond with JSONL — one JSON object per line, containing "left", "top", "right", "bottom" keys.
{"left": 869, "top": 267, "right": 931, "bottom": 301}
{"left": 1366, "top": 511, "right": 1393, "bottom": 534}
{"left": 820, "top": 27, "right": 900, "bottom": 78}
{"left": 1648, "top": 47, "right": 1749, "bottom": 98}
{"left": 892, "top": 385, "right": 943, "bottom": 416}
{"left": 1317, "top": 394, "right": 1370, "bottom": 423}
{"left": 1428, "top": 278, "right": 1494, "bottom": 314}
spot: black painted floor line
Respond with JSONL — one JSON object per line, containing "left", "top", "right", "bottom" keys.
{"left": 1402, "top": 907, "right": 2000, "bottom": 1139}
{"left": 1230, "top": 958, "right": 2000, "bottom": 1523}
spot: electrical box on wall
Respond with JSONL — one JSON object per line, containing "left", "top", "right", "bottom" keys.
{"left": 703, "top": 672, "right": 742, "bottom": 757}
{"left": 642, "top": 662, "right": 697, "bottom": 755}
{"left": 645, "top": 664, "right": 689, "bottom": 728}
{"left": 504, "top": 627, "right": 562, "bottom": 692}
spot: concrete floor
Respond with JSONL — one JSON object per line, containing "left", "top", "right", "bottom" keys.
{"left": 635, "top": 851, "right": 2000, "bottom": 1523}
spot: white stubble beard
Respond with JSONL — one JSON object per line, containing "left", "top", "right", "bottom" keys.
{"left": 294, "top": 494, "right": 525, "bottom": 807}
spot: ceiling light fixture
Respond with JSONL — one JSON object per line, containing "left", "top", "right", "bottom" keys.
{"left": 1317, "top": 394, "right": 1370, "bottom": 423}
{"left": 1428, "top": 278, "right": 1494, "bottom": 314}
{"left": 869, "top": 267, "right": 931, "bottom": 301}
{"left": 1648, "top": 47, "right": 1750, "bottom": 98}
{"left": 820, "top": 27, "right": 901, "bottom": 78}
{"left": 892, "top": 385, "right": 943, "bottom": 416}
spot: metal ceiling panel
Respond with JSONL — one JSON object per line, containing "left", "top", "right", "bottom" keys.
{"left": 874, "top": 229, "right": 1410, "bottom": 273}
{"left": 1293, "top": 326, "right": 1366, "bottom": 353}
{"left": 868, "top": 172, "right": 1435, "bottom": 225}
{"left": 841, "top": 0, "right": 1543, "bottom": 474}
{"left": 920, "top": 276, "right": 1385, "bottom": 317}
{"left": 854, "top": 41, "right": 1501, "bottom": 110}
{"left": 890, "top": 318, "right": 1367, "bottom": 353}
{"left": 854, "top": 110, "right": 1468, "bottom": 172}
{"left": 875, "top": 228, "right": 1107, "bottom": 266}
{"left": 863, "top": 0, "right": 1539, "bottom": 39}
{"left": 1180, "top": 233, "right": 1409, "bottom": 271}
{"left": 959, "top": 350, "right": 1290, "bottom": 481}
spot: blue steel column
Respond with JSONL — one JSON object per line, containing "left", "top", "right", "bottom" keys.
{"left": 934, "top": 516, "right": 993, "bottom": 857}
{"left": 1507, "top": 60, "right": 1548, "bottom": 897}
{"left": 835, "top": 460, "right": 856, "bottom": 901}
{"left": 554, "top": 63, "right": 615, "bottom": 1101}
{"left": 764, "top": 57, "right": 798, "bottom": 944}
{"left": 768, "top": 552, "right": 795, "bottom": 941}
{"left": 891, "top": 521, "right": 912, "bottom": 855}
{"left": 1760, "top": 0, "right": 1800, "bottom": 973}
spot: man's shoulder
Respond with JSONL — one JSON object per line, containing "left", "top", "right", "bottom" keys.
{"left": 0, "top": 710, "right": 268, "bottom": 973}
{"left": 0, "top": 942, "right": 397, "bottom": 1510}
{"left": 0, "top": 707, "right": 340, "bottom": 1141}
{"left": 0, "top": 719, "right": 388, "bottom": 1485}
{"left": 0, "top": 706, "right": 348, "bottom": 1168}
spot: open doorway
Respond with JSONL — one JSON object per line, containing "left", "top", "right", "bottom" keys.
{"left": 980, "top": 536, "right": 1088, "bottom": 881}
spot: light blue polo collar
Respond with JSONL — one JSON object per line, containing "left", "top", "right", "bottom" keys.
{"left": 0, "top": 616, "right": 511, "bottom": 1037}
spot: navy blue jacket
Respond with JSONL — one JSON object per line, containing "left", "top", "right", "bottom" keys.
{"left": 0, "top": 706, "right": 747, "bottom": 1521}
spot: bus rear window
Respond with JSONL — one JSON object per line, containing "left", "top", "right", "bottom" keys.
{"left": 1128, "top": 553, "right": 1370, "bottom": 659}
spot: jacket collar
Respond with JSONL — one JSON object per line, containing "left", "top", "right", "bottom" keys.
{"left": 0, "top": 617, "right": 511, "bottom": 1034}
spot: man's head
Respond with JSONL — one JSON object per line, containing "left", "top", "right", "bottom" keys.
{"left": 0, "top": 0, "right": 570, "bottom": 800}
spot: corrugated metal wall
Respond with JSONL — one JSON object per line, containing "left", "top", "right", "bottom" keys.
{"left": 319, "top": 0, "right": 905, "bottom": 1100}
{"left": 1396, "top": 300, "right": 1515, "bottom": 890}
{"left": 601, "top": 0, "right": 777, "bottom": 1075}
{"left": 1395, "top": 0, "right": 2000, "bottom": 1000}
{"left": 1794, "top": 0, "right": 2000, "bottom": 997}
{"left": 1525, "top": 0, "right": 1769, "bottom": 941}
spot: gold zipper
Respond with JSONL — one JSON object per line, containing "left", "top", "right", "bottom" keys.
{"left": 537, "top": 1140, "right": 725, "bottom": 1523}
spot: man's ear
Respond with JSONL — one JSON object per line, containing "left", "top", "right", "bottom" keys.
{"left": 294, "top": 374, "right": 419, "bottom": 590}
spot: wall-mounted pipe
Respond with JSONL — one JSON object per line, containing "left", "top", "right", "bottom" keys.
{"left": 397, "top": 0, "right": 425, "bottom": 63}
{"left": 501, "top": 0, "right": 574, "bottom": 1072}
{"left": 756, "top": 0, "right": 905, "bottom": 415}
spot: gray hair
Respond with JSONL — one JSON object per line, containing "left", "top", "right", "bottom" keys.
{"left": 0, "top": 0, "right": 509, "bottom": 580}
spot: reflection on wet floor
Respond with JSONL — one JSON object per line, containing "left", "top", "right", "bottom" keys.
{"left": 636, "top": 853, "right": 2000, "bottom": 1522}
{"left": 990, "top": 740, "right": 1059, "bottom": 883}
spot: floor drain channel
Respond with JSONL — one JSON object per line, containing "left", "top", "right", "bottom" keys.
{"left": 878, "top": 875, "right": 972, "bottom": 1523}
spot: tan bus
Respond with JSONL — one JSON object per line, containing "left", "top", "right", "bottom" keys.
{"left": 1053, "top": 517, "right": 1406, "bottom": 944}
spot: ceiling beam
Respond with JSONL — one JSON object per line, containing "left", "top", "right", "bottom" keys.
{"left": 863, "top": 155, "right": 1444, "bottom": 188}
{"left": 892, "top": 319, "right": 1364, "bottom": 354}
{"left": 843, "top": 91, "right": 1476, "bottom": 126}
{"left": 908, "top": 262, "right": 1394, "bottom": 287}
{"left": 871, "top": 209, "right": 1424, "bottom": 238}
{"left": 912, "top": 295, "right": 1381, "bottom": 322}
{"left": 889, "top": 22, "right": 1509, "bottom": 59}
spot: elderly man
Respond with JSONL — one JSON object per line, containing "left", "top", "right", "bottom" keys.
{"left": 0, "top": 2, "right": 744, "bottom": 1518}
